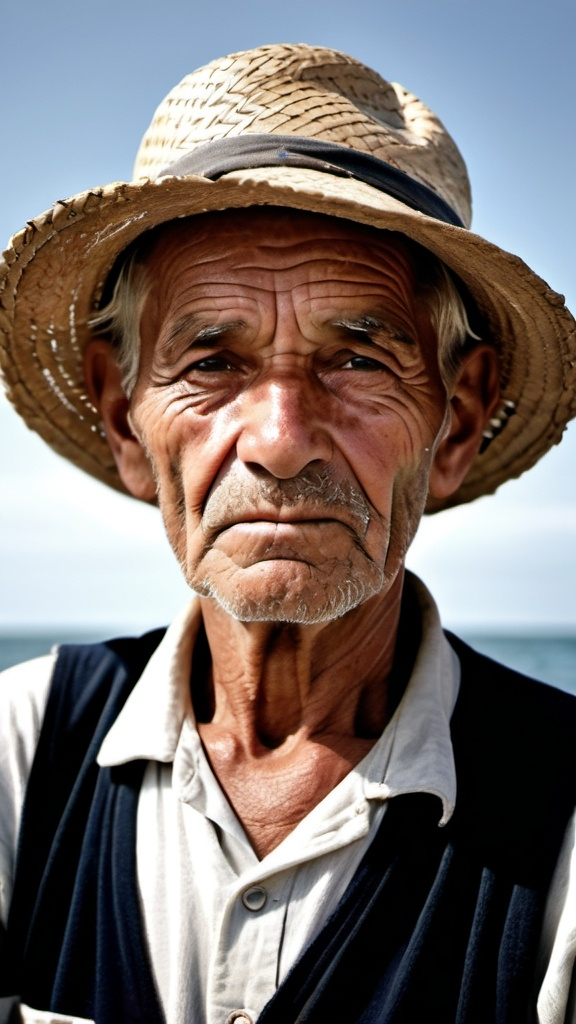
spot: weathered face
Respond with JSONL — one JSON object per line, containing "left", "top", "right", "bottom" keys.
{"left": 128, "top": 209, "right": 450, "bottom": 623}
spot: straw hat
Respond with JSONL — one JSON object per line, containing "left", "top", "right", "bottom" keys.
{"left": 1, "top": 43, "right": 575, "bottom": 511}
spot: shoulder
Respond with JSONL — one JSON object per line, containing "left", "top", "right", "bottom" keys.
{"left": 0, "top": 628, "right": 167, "bottom": 744}
{"left": 447, "top": 628, "right": 576, "bottom": 776}
{"left": 0, "top": 629, "right": 166, "bottom": 929}
{"left": 445, "top": 632, "right": 576, "bottom": 882}
{"left": 38, "top": 629, "right": 167, "bottom": 743}
{"left": 0, "top": 654, "right": 56, "bottom": 927}
{"left": 0, "top": 654, "right": 57, "bottom": 780}
{"left": 447, "top": 630, "right": 576, "bottom": 735}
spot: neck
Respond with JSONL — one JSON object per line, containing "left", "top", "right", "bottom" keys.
{"left": 194, "top": 569, "right": 407, "bottom": 751}
{"left": 192, "top": 570, "right": 418, "bottom": 857}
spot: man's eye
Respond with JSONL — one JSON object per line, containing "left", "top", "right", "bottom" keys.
{"left": 342, "top": 354, "right": 384, "bottom": 371}
{"left": 188, "top": 355, "right": 235, "bottom": 373}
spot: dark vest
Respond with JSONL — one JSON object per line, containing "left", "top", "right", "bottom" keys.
{"left": 2, "top": 631, "right": 576, "bottom": 1024}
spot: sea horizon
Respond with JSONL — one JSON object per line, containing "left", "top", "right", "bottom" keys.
{"left": 1, "top": 626, "right": 574, "bottom": 695}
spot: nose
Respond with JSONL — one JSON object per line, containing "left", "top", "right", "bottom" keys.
{"left": 235, "top": 374, "right": 333, "bottom": 479}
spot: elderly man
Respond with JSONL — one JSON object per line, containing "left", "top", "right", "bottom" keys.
{"left": 1, "top": 44, "right": 575, "bottom": 1024}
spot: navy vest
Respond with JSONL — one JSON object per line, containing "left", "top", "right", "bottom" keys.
{"left": 2, "top": 631, "right": 576, "bottom": 1023}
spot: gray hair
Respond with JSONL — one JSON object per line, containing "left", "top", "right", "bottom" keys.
{"left": 89, "top": 256, "right": 149, "bottom": 396}
{"left": 89, "top": 229, "right": 481, "bottom": 397}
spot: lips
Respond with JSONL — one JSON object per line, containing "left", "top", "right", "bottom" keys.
{"left": 201, "top": 469, "right": 371, "bottom": 541}
{"left": 206, "top": 519, "right": 363, "bottom": 572}
{"left": 217, "top": 511, "right": 341, "bottom": 528}
{"left": 207, "top": 515, "right": 359, "bottom": 556}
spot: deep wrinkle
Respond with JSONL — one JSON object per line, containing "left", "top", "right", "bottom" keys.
{"left": 131, "top": 210, "right": 449, "bottom": 631}
{"left": 94, "top": 209, "right": 499, "bottom": 856}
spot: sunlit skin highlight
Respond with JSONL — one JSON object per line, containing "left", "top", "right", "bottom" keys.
{"left": 86, "top": 209, "right": 499, "bottom": 856}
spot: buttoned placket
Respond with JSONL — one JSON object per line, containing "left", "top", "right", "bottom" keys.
{"left": 207, "top": 871, "right": 294, "bottom": 1023}
{"left": 170, "top": 716, "right": 387, "bottom": 1023}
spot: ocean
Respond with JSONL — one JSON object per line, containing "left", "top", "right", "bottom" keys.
{"left": 0, "top": 630, "right": 574, "bottom": 694}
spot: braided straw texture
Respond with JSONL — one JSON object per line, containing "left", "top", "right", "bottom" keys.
{"left": 1, "top": 44, "right": 575, "bottom": 508}
{"left": 135, "top": 44, "right": 472, "bottom": 227}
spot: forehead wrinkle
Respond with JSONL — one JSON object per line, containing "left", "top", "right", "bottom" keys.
{"left": 262, "top": 250, "right": 415, "bottom": 287}
{"left": 162, "top": 236, "right": 414, "bottom": 282}
{"left": 149, "top": 233, "right": 418, "bottom": 300}
{"left": 146, "top": 208, "right": 418, "bottom": 278}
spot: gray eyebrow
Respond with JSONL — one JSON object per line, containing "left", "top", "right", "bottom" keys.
{"left": 161, "top": 315, "right": 246, "bottom": 356}
{"left": 331, "top": 315, "right": 414, "bottom": 344}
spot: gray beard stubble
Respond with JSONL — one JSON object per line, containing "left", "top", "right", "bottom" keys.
{"left": 193, "top": 468, "right": 388, "bottom": 624}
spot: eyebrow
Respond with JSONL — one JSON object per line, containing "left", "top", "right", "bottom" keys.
{"left": 160, "top": 314, "right": 247, "bottom": 358}
{"left": 331, "top": 315, "right": 415, "bottom": 345}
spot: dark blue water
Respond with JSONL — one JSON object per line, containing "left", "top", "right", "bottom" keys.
{"left": 0, "top": 631, "right": 110, "bottom": 672}
{"left": 0, "top": 631, "right": 575, "bottom": 694}
{"left": 460, "top": 635, "right": 576, "bottom": 695}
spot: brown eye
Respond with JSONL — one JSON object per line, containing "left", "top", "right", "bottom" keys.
{"left": 189, "top": 356, "right": 235, "bottom": 372}
{"left": 343, "top": 355, "right": 384, "bottom": 371}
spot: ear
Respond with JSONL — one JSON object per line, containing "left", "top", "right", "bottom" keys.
{"left": 428, "top": 344, "right": 500, "bottom": 500}
{"left": 84, "top": 340, "right": 158, "bottom": 503}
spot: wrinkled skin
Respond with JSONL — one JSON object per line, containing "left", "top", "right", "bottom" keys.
{"left": 129, "top": 212, "right": 450, "bottom": 618}
{"left": 87, "top": 209, "right": 499, "bottom": 856}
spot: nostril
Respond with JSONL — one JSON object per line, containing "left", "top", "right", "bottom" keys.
{"left": 243, "top": 458, "right": 327, "bottom": 482}
{"left": 243, "top": 462, "right": 276, "bottom": 480}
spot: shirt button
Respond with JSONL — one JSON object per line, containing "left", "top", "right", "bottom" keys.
{"left": 241, "top": 885, "right": 268, "bottom": 911}
{"left": 225, "top": 1012, "right": 254, "bottom": 1024}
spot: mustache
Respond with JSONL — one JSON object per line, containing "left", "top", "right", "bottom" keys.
{"left": 201, "top": 468, "right": 371, "bottom": 538}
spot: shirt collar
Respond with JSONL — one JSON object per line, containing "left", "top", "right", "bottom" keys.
{"left": 97, "top": 601, "right": 201, "bottom": 765}
{"left": 359, "top": 573, "right": 460, "bottom": 824}
{"left": 98, "top": 573, "right": 459, "bottom": 824}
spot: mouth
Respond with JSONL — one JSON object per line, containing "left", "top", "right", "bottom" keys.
{"left": 205, "top": 518, "right": 362, "bottom": 568}
{"left": 201, "top": 469, "right": 372, "bottom": 542}
{"left": 206, "top": 511, "right": 356, "bottom": 541}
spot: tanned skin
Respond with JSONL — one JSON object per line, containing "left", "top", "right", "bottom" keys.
{"left": 86, "top": 209, "right": 499, "bottom": 858}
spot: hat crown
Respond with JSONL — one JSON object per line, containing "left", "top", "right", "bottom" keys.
{"left": 134, "top": 43, "right": 472, "bottom": 227}
{"left": 3, "top": 43, "right": 574, "bottom": 509}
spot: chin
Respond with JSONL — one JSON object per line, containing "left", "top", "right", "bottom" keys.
{"left": 191, "top": 561, "right": 388, "bottom": 625}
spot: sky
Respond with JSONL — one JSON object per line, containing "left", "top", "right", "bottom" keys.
{"left": 1, "top": 0, "right": 575, "bottom": 633}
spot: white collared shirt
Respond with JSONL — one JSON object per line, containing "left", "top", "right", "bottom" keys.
{"left": 0, "top": 576, "right": 574, "bottom": 1024}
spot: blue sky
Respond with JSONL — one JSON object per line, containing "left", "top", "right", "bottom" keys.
{"left": 1, "top": 0, "right": 575, "bottom": 631}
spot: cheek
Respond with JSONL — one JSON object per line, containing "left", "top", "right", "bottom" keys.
{"left": 133, "top": 393, "right": 238, "bottom": 533}
{"left": 339, "top": 390, "right": 445, "bottom": 506}
{"left": 335, "top": 393, "right": 447, "bottom": 577}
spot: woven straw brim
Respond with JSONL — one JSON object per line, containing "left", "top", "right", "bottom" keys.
{"left": 1, "top": 165, "right": 575, "bottom": 512}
